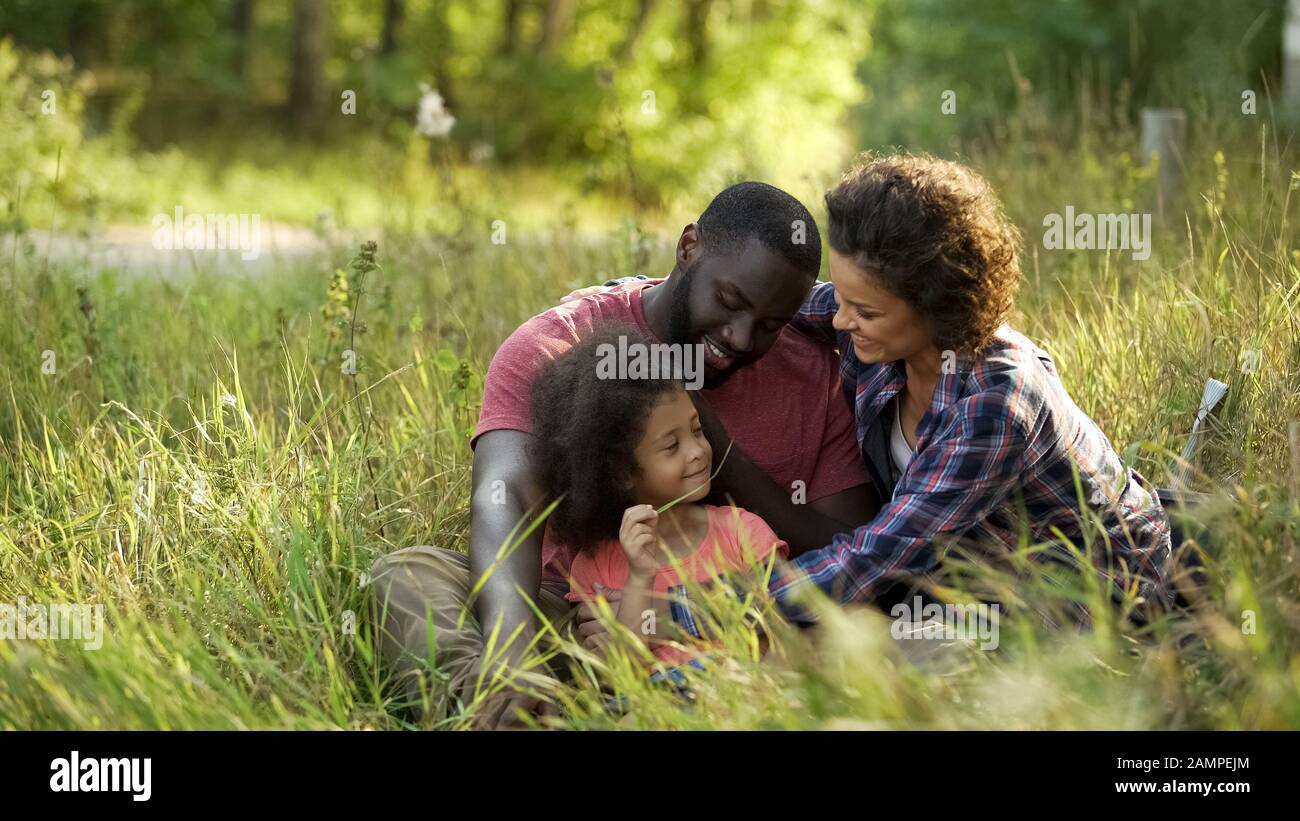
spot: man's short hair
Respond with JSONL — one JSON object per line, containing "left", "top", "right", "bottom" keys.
{"left": 696, "top": 181, "right": 821, "bottom": 276}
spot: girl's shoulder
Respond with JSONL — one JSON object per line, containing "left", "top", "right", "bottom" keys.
{"left": 701, "top": 505, "right": 787, "bottom": 561}
{"left": 702, "top": 503, "right": 763, "bottom": 528}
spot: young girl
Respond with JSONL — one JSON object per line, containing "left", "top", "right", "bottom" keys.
{"left": 530, "top": 323, "right": 788, "bottom": 666}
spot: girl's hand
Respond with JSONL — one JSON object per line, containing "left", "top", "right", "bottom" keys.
{"left": 619, "top": 504, "right": 662, "bottom": 578}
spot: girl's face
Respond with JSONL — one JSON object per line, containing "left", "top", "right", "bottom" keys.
{"left": 828, "top": 249, "right": 936, "bottom": 365}
{"left": 630, "top": 388, "right": 713, "bottom": 508}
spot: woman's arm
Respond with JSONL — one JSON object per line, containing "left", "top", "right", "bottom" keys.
{"left": 768, "top": 400, "right": 1027, "bottom": 619}
{"left": 788, "top": 281, "right": 840, "bottom": 346}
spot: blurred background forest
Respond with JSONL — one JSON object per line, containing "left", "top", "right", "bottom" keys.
{"left": 1, "top": 0, "right": 1294, "bottom": 230}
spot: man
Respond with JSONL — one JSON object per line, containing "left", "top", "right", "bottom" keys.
{"left": 369, "top": 182, "right": 877, "bottom": 728}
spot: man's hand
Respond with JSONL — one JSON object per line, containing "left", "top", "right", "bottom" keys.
{"left": 476, "top": 679, "right": 559, "bottom": 730}
{"left": 576, "top": 583, "right": 623, "bottom": 653}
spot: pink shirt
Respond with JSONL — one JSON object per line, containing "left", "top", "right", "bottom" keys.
{"left": 565, "top": 504, "right": 789, "bottom": 665}
{"left": 473, "top": 279, "right": 867, "bottom": 581}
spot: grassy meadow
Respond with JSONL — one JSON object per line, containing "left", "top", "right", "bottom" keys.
{"left": 2, "top": 84, "right": 1299, "bottom": 730}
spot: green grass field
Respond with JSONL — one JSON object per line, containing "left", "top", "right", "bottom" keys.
{"left": 1, "top": 102, "right": 1298, "bottom": 729}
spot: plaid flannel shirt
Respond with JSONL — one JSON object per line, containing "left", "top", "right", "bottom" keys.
{"left": 754, "top": 281, "right": 1176, "bottom": 623}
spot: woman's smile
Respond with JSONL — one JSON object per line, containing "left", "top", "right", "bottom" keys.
{"left": 851, "top": 334, "right": 876, "bottom": 348}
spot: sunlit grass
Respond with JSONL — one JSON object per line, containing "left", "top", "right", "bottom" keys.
{"left": 1, "top": 108, "right": 1298, "bottom": 729}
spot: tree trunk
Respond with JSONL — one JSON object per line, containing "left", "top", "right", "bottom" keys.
{"left": 617, "top": 0, "right": 657, "bottom": 63}
{"left": 498, "top": 0, "right": 522, "bottom": 57}
{"left": 67, "top": 0, "right": 101, "bottom": 68}
{"left": 1285, "top": 0, "right": 1300, "bottom": 109}
{"left": 381, "top": 0, "right": 404, "bottom": 56}
{"left": 538, "top": 0, "right": 576, "bottom": 56}
{"left": 683, "top": 0, "right": 713, "bottom": 69}
{"left": 289, "top": 0, "right": 328, "bottom": 131}
{"left": 430, "top": 0, "right": 456, "bottom": 111}
{"left": 231, "top": 0, "right": 254, "bottom": 84}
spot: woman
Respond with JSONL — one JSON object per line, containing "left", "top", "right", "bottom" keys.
{"left": 765, "top": 152, "right": 1175, "bottom": 618}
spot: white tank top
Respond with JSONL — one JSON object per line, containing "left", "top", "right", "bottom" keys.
{"left": 890, "top": 395, "right": 915, "bottom": 475}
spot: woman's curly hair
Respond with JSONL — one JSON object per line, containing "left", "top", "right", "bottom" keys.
{"left": 825, "top": 152, "right": 1021, "bottom": 354}
{"left": 529, "top": 323, "right": 682, "bottom": 554}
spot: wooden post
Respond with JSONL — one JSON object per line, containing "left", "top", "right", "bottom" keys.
{"left": 1286, "top": 0, "right": 1300, "bottom": 110}
{"left": 1139, "top": 107, "right": 1186, "bottom": 218}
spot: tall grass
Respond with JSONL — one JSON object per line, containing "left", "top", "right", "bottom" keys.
{"left": 1, "top": 97, "right": 1298, "bottom": 729}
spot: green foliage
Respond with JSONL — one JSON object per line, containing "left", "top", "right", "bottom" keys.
{"left": 0, "top": 39, "right": 91, "bottom": 229}
{"left": 856, "top": 0, "right": 1287, "bottom": 151}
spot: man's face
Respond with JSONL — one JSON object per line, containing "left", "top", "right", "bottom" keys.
{"left": 668, "top": 236, "right": 813, "bottom": 388}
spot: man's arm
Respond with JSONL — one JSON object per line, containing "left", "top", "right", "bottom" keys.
{"left": 468, "top": 429, "right": 546, "bottom": 671}
{"left": 693, "top": 394, "right": 879, "bottom": 555}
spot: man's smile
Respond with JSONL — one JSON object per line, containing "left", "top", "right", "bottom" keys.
{"left": 701, "top": 335, "right": 737, "bottom": 370}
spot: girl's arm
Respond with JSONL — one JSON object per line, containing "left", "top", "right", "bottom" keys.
{"left": 616, "top": 504, "right": 666, "bottom": 662}
{"left": 615, "top": 569, "right": 658, "bottom": 653}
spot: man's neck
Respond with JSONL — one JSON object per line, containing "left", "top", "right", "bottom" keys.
{"left": 639, "top": 273, "right": 676, "bottom": 341}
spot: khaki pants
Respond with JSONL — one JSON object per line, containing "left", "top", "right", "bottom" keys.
{"left": 368, "top": 546, "right": 577, "bottom": 721}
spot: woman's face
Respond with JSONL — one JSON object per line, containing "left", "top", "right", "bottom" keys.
{"left": 630, "top": 389, "right": 713, "bottom": 508}
{"left": 829, "top": 250, "right": 936, "bottom": 365}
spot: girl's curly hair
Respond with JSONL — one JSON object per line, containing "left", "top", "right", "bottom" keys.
{"left": 825, "top": 152, "right": 1022, "bottom": 354}
{"left": 530, "top": 323, "right": 683, "bottom": 553}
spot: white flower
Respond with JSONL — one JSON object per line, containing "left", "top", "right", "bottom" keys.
{"left": 191, "top": 476, "right": 209, "bottom": 507}
{"left": 415, "top": 83, "right": 456, "bottom": 139}
{"left": 221, "top": 393, "right": 237, "bottom": 409}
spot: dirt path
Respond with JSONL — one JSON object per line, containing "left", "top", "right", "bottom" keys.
{"left": 25, "top": 221, "right": 330, "bottom": 277}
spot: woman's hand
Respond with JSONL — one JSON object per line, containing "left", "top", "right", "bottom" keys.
{"left": 619, "top": 504, "right": 662, "bottom": 578}
{"left": 559, "top": 285, "right": 608, "bottom": 303}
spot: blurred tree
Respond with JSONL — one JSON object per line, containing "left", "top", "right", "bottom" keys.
{"left": 618, "top": 0, "right": 658, "bottom": 63}
{"left": 855, "top": 0, "right": 1287, "bottom": 150}
{"left": 498, "top": 0, "right": 523, "bottom": 57}
{"left": 427, "top": 0, "right": 456, "bottom": 110}
{"left": 67, "top": 0, "right": 103, "bottom": 69}
{"left": 381, "top": 0, "right": 403, "bottom": 56}
{"left": 289, "top": 0, "right": 328, "bottom": 130}
{"left": 230, "top": 0, "right": 254, "bottom": 84}
{"left": 682, "top": 0, "right": 712, "bottom": 70}
{"left": 539, "top": 0, "right": 576, "bottom": 56}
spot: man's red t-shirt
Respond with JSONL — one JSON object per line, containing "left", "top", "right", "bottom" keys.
{"left": 472, "top": 279, "right": 867, "bottom": 582}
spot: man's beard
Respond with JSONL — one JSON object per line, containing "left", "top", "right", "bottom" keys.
{"left": 668, "top": 260, "right": 741, "bottom": 388}
{"left": 667, "top": 260, "right": 697, "bottom": 345}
